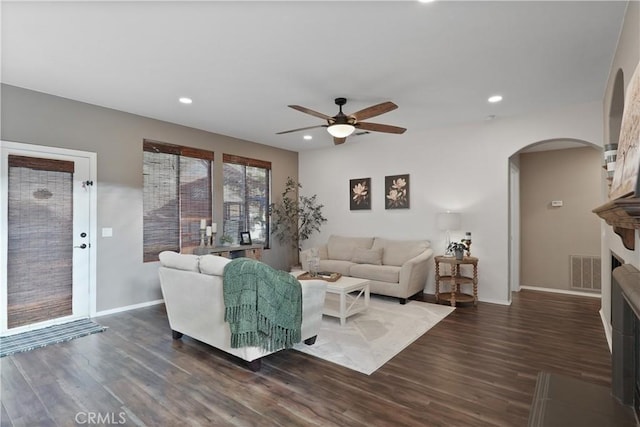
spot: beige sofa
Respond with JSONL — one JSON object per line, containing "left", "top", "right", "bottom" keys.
{"left": 300, "top": 235, "right": 433, "bottom": 304}
{"left": 158, "top": 251, "right": 327, "bottom": 371}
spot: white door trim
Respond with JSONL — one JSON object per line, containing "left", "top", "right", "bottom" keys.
{"left": 0, "top": 140, "right": 97, "bottom": 335}
{"left": 508, "top": 159, "right": 520, "bottom": 302}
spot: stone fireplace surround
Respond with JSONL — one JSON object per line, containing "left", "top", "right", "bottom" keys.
{"left": 611, "top": 263, "right": 640, "bottom": 420}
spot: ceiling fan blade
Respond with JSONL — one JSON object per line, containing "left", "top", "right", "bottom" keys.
{"left": 356, "top": 122, "right": 406, "bottom": 134}
{"left": 351, "top": 101, "right": 398, "bottom": 121}
{"left": 333, "top": 137, "right": 347, "bottom": 145}
{"left": 288, "top": 105, "right": 332, "bottom": 120}
{"left": 276, "top": 124, "right": 326, "bottom": 135}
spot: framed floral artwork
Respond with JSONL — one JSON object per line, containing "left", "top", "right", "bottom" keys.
{"left": 350, "top": 177, "right": 371, "bottom": 210}
{"left": 385, "top": 174, "right": 409, "bottom": 209}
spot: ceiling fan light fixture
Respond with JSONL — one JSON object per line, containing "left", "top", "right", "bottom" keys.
{"left": 327, "top": 124, "right": 355, "bottom": 138}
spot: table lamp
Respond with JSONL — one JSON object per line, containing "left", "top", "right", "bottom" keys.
{"left": 437, "top": 212, "right": 461, "bottom": 256}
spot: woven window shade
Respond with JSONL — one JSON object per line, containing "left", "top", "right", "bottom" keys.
{"left": 7, "top": 155, "right": 74, "bottom": 328}
{"left": 222, "top": 153, "right": 271, "bottom": 169}
{"left": 179, "top": 156, "right": 212, "bottom": 251}
{"left": 223, "top": 163, "right": 245, "bottom": 243}
{"left": 223, "top": 156, "right": 270, "bottom": 246}
{"left": 143, "top": 151, "right": 179, "bottom": 261}
{"left": 143, "top": 140, "right": 213, "bottom": 261}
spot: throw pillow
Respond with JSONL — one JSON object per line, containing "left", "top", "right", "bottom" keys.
{"left": 327, "top": 235, "right": 374, "bottom": 261}
{"left": 372, "top": 238, "right": 430, "bottom": 266}
{"left": 199, "top": 254, "right": 231, "bottom": 276}
{"left": 351, "top": 248, "right": 383, "bottom": 265}
{"left": 158, "top": 251, "right": 200, "bottom": 272}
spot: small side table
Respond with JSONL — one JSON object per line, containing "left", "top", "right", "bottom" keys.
{"left": 434, "top": 255, "right": 479, "bottom": 307}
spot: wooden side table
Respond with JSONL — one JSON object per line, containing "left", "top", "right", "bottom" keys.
{"left": 434, "top": 255, "right": 479, "bottom": 307}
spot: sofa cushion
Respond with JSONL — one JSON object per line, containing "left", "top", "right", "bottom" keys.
{"left": 159, "top": 251, "right": 200, "bottom": 272}
{"left": 351, "top": 247, "right": 383, "bottom": 265}
{"left": 318, "top": 259, "right": 355, "bottom": 276}
{"left": 199, "top": 254, "right": 231, "bottom": 276}
{"left": 317, "top": 244, "right": 328, "bottom": 260}
{"left": 327, "top": 235, "right": 374, "bottom": 261}
{"left": 372, "top": 238, "right": 430, "bottom": 267}
{"left": 349, "top": 264, "right": 400, "bottom": 283}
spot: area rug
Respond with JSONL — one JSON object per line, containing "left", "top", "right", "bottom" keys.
{"left": 293, "top": 296, "right": 454, "bottom": 375}
{"left": 0, "top": 318, "right": 106, "bottom": 357}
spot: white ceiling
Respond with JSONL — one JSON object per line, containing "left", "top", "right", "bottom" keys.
{"left": 1, "top": 1, "right": 628, "bottom": 152}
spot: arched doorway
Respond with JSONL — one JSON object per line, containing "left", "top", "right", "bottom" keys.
{"left": 509, "top": 139, "right": 603, "bottom": 300}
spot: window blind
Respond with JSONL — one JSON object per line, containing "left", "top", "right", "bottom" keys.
{"left": 143, "top": 140, "right": 213, "bottom": 261}
{"left": 7, "top": 155, "right": 74, "bottom": 328}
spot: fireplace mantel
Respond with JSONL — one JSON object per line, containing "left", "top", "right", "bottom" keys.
{"left": 593, "top": 196, "right": 640, "bottom": 250}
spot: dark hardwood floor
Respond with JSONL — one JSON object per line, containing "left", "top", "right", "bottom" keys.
{"left": 1, "top": 290, "right": 614, "bottom": 426}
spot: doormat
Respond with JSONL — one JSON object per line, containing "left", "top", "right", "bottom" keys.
{"left": 0, "top": 319, "right": 106, "bottom": 357}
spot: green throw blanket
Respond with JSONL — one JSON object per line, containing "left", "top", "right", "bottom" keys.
{"left": 223, "top": 258, "right": 302, "bottom": 352}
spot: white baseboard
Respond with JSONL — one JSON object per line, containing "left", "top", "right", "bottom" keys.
{"left": 519, "top": 285, "right": 601, "bottom": 298}
{"left": 94, "top": 299, "right": 164, "bottom": 318}
{"left": 479, "top": 297, "right": 511, "bottom": 306}
{"left": 600, "top": 308, "right": 612, "bottom": 353}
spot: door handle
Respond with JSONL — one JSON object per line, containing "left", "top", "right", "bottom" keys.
{"left": 74, "top": 244, "right": 87, "bottom": 249}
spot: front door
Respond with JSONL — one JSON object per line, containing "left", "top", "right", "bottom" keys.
{"left": 1, "top": 141, "right": 95, "bottom": 335}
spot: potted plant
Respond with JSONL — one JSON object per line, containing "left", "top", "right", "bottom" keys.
{"left": 447, "top": 241, "right": 468, "bottom": 260}
{"left": 220, "top": 235, "right": 233, "bottom": 246}
{"left": 270, "top": 177, "right": 327, "bottom": 265}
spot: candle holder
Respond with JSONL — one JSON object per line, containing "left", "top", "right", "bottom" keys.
{"left": 465, "top": 241, "right": 472, "bottom": 257}
{"left": 199, "top": 229, "right": 206, "bottom": 247}
{"left": 463, "top": 232, "right": 472, "bottom": 256}
{"left": 211, "top": 233, "right": 217, "bottom": 247}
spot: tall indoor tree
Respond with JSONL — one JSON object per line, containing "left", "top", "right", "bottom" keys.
{"left": 270, "top": 177, "right": 327, "bottom": 263}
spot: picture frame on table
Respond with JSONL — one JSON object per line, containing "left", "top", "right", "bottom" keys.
{"left": 240, "top": 231, "right": 252, "bottom": 245}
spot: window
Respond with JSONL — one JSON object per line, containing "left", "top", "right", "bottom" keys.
{"left": 143, "top": 140, "right": 213, "bottom": 261}
{"left": 223, "top": 154, "right": 271, "bottom": 247}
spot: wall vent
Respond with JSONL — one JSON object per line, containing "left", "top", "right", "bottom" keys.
{"left": 570, "top": 255, "right": 601, "bottom": 292}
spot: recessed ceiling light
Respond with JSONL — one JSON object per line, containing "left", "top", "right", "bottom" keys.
{"left": 179, "top": 97, "right": 193, "bottom": 104}
{"left": 418, "top": 0, "right": 435, "bottom": 3}
{"left": 303, "top": 135, "right": 312, "bottom": 140}
{"left": 488, "top": 95, "right": 503, "bottom": 103}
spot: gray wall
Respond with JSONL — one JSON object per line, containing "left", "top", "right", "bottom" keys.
{"left": 1, "top": 84, "right": 298, "bottom": 312}
{"left": 520, "top": 146, "right": 602, "bottom": 291}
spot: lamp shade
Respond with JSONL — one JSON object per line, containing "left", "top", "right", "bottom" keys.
{"left": 327, "top": 124, "right": 355, "bottom": 138}
{"left": 437, "top": 212, "right": 461, "bottom": 231}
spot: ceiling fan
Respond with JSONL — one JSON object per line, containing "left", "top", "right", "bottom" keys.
{"left": 276, "top": 97, "right": 406, "bottom": 145}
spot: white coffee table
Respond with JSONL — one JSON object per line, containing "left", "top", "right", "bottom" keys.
{"left": 322, "top": 276, "right": 371, "bottom": 326}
